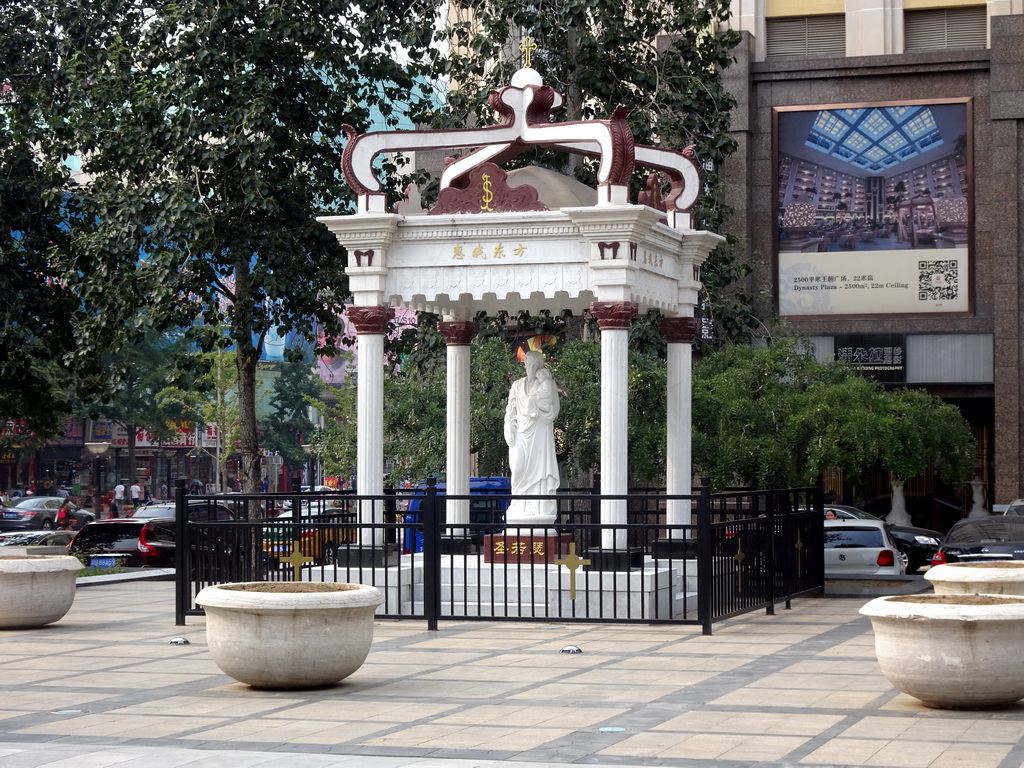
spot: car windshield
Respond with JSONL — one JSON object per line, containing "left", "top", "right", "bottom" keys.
{"left": 71, "top": 523, "right": 148, "bottom": 551}
{"left": 823, "top": 506, "right": 881, "bottom": 521}
{"left": 129, "top": 505, "right": 174, "bottom": 519}
{"left": 8, "top": 497, "right": 41, "bottom": 509}
{"left": 845, "top": 510, "right": 881, "bottom": 520}
{"left": 0, "top": 533, "right": 46, "bottom": 545}
{"left": 825, "top": 528, "right": 885, "bottom": 548}
{"left": 945, "top": 517, "right": 1024, "bottom": 544}
{"left": 130, "top": 504, "right": 233, "bottom": 521}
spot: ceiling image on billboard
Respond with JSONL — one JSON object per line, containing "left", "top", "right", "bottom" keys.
{"left": 804, "top": 106, "right": 943, "bottom": 172}
{"left": 777, "top": 102, "right": 967, "bottom": 255}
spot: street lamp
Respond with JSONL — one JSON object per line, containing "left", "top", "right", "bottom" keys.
{"left": 84, "top": 441, "right": 110, "bottom": 517}
{"left": 300, "top": 443, "right": 316, "bottom": 489}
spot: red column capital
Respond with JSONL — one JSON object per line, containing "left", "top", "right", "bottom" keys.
{"left": 437, "top": 321, "right": 479, "bottom": 346}
{"left": 589, "top": 301, "right": 639, "bottom": 330}
{"left": 657, "top": 316, "right": 699, "bottom": 344}
{"left": 347, "top": 306, "right": 392, "bottom": 335}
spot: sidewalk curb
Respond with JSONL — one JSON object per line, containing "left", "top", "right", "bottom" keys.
{"left": 76, "top": 568, "right": 175, "bottom": 587}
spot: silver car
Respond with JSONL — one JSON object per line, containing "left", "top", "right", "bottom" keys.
{"left": 824, "top": 519, "right": 905, "bottom": 577}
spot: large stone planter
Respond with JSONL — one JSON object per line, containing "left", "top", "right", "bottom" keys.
{"left": 860, "top": 594, "right": 1024, "bottom": 709}
{"left": 0, "top": 555, "right": 81, "bottom": 629}
{"left": 926, "top": 561, "right": 1024, "bottom": 596}
{"left": 195, "top": 582, "right": 384, "bottom": 689}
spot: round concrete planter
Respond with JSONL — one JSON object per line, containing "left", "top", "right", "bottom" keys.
{"left": 860, "top": 594, "right": 1024, "bottom": 709}
{"left": 195, "top": 582, "right": 384, "bottom": 689}
{"left": 926, "top": 562, "right": 1024, "bottom": 596}
{"left": 0, "top": 555, "right": 81, "bottom": 629}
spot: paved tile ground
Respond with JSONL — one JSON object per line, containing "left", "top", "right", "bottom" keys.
{"left": 2, "top": 581, "right": 1024, "bottom": 767}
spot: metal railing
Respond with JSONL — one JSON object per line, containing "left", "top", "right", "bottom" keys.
{"left": 174, "top": 480, "right": 823, "bottom": 634}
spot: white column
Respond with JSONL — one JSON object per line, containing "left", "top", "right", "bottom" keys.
{"left": 348, "top": 306, "right": 390, "bottom": 547}
{"left": 659, "top": 317, "right": 699, "bottom": 534}
{"left": 591, "top": 302, "right": 637, "bottom": 550}
{"left": 438, "top": 320, "right": 477, "bottom": 532}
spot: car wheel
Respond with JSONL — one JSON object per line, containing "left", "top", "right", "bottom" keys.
{"left": 895, "top": 547, "right": 910, "bottom": 572}
{"left": 40, "top": 519, "right": 54, "bottom": 531}
{"left": 318, "top": 542, "right": 336, "bottom": 566}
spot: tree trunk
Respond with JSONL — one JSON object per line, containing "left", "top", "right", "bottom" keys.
{"left": 236, "top": 350, "right": 261, "bottom": 495}
{"left": 234, "top": 256, "right": 262, "bottom": 495}
{"left": 564, "top": 29, "right": 584, "bottom": 179}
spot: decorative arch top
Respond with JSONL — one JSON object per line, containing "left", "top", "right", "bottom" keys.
{"left": 339, "top": 68, "right": 702, "bottom": 229}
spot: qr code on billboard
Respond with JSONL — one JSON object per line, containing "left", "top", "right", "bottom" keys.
{"left": 918, "top": 260, "right": 959, "bottom": 301}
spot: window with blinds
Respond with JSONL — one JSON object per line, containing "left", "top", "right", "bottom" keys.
{"left": 905, "top": 6, "right": 988, "bottom": 52}
{"left": 766, "top": 15, "right": 846, "bottom": 58}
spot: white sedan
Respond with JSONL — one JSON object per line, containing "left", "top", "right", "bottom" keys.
{"left": 824, "top": 519, "right": 905, "bottom": 577}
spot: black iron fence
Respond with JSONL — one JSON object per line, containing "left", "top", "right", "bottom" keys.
{"left": 174, "top": 480, "right": 823, "bottom": 634}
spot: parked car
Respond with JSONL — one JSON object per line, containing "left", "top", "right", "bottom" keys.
{"left": 126, "top": 500, "right": 236, "bottom": 522}
{"left": 70, "top": 514, "right": 260, "bottom": 574}
{"left": 69, "top": 518, "right": 176, "bottom": 568}
{"left": 280, "top": 487, "right": 341, "bottom": 515}
{"left": 930, "top": 516, "right": 1024, "bottom": 564}
{"left": 0, "top": 530, "right": 77, "bottom": 547}
{"left": 822, "top": 505, "right": 942, "bottom": 573}
{"left": 0, "top": 496, "right": 94, "bottom": 532}
{"left": 824, "top": 519, "right": 905, "bottom": 577}
{"left": 1001, "top": 498, "right": 1024, "bottom": 516}
{"left": 262, "top": 503, "right": 357, "bottom": 567}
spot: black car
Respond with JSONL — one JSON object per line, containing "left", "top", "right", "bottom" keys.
{"left": 126, "top": 500, "right": 237, "bottom": 522}
{"left": 823, "top": 505, "right": 942, "bottom": 573}
{"left": 0, "top": 496, "right": 95, "bottom": 532}
{"left": 931, "top": 516, "right": 1024, "bottom": 564}
{"left": 69, "top": 518, "right": 176, "bottom": 568}
{"left": 71, "top": 514, "right": 266, "bottom": 575}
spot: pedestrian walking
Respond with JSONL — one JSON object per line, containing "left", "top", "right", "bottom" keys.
{"left": 111, "top": 482, "right": 125, "bottom": 518}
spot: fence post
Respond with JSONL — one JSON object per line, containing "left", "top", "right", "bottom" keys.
{"left": 174, "top": 479, "right": 188, "bottom": 626}
{"left": 697, "top": 478, "right": 713, "bottom": 635}
{"left": 423, "top": 479, "right": 441, "bottom": 631}
{"left": 384, "top": 484, "right": 397, "bottom": 544}
{"left": 764, "top": 474, "right": 776, "bottom": 616}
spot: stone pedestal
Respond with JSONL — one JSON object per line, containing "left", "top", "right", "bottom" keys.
{"left": 652, "top": 538, "right": 698, "bottom": 560}
{"left": 584, "top": 547, "right": 644, "bottom": 572}
{"left": 440, "top": 536, "right": 477, "bottom": 555}
{"left": 484, "top": 533, "right": 573, "bottom": 564}
{"left": 336, "top": 544, "right": 401, "bottom": 568}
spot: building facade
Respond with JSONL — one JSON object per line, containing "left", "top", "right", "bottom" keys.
{"left": 722, "top": 1, "right": 1024, "bottom": 508}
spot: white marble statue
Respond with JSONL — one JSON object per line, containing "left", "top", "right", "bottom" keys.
{"left": 968, "top": 475, "right": 989, "bottom": 519}
{"left": 887, "top": 478, "right": 912, "bottom": 526}
{"left": 504, "top": 351, "right": 560, "bottom": 525}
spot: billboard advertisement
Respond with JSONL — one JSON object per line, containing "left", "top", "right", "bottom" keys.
{"left": 775, "top": 100, "right": 971, "bottom": 317}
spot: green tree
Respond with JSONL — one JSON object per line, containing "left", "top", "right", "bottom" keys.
{"left": 260, "top": 360, "right": 321, "bottom": 473}
{"left": 55, "top": 0, "right": 438, "bottom": 491}
{"left": 309, "top": 354, "right": 357, "bottom": 483}
{"left": 158, "top": 348, "right": 241, "bottom": 491}
{"left": 467, "top": 337, "right": 519, "bottom": 477}
{"left": 92, "top": 332, "right": 188, "bottom": 485}
{"left": 1, "top": 3, "right": 84, "bottom": 436}
{"left": 382, "top": 357, "right": 448, "bottom": 484}
{"left": 692, "top": 339, "right": 977, "bottom": 492}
